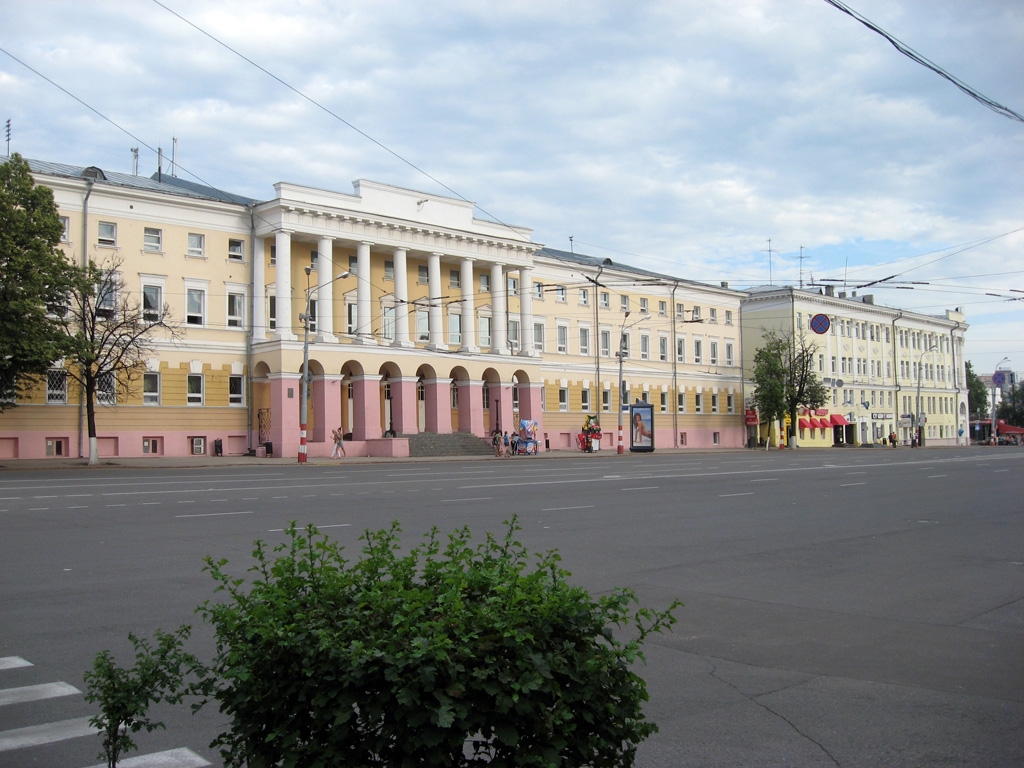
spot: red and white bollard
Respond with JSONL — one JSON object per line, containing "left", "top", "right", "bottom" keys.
{"left": 298, "top": 423, "right": 308, "bottom": 463}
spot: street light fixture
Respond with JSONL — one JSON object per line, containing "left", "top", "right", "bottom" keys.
{"left": 298, "top": 266, "right": 350, "bottom": 463}
{"left": 615, "top": 310, "right": 650, "bottom": 454}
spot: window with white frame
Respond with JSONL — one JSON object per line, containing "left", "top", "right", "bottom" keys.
{"left": 309, "top": 250, "right": 319, "bottom": 271}
{"left": 711, "top": 393, "right": 719, "bottom": 413}
{"left": 450, "top": 269, "right": 461, "bottom": 288}
{"left": 581, "top": 388, "right": 591, "bottom": 411}
{"left": 620, "top": 295, "right": 629, "bottom": 312}
{"left": 416, "top": 309, "right": 429, "bottom": 342}
{"left": 508, "top": 319, "right": 520, "bottom": 351}
{"left": 677, "top": 391, "right": 686, "bottom": 413}
{"left": 556, "top": 325, "right": 568, "bottom": 353}
{"left": 479, "top": 315, "right": 492, "bottom": 347}
{"left": 555, "top": 285, "right": 567, "bottom": 303}
{"left": 676, "top": 302, "right": 684, "bottom": 318}
{"left": 727, "top": 393, "right": 735, "bottom": 413}
{"left": 143, "top": 372, "right": 160, "bottom": 405}
{"left": 349, "top": 255, "right": 359, "bottom": 275}
{"left": 620, "top": 380, "right": 629, "bottom": 405}
{"left": 600, "top": 329, "right": 611, "bottom": 357}
{"left": 144, "top": 227, "right": 162, "bottom": 252}
{"left": 269, "top": 245, "right": 276, "bottom": 265}
{"left": 579, "top": 327, "right": 590, "bottom": 356}
{"left": 693, "top": 339, "right": 702, "bottom": 364}
{"left": 640, "top": 298, "right": 648, "bottom": 314}
{"left": 448, "top": 311, "right": 462, "bottom": 345}
{"left": 602, "top": 388, "right": 610, "bottom": 412}
{"left": 98, "top": 221, "right": 117, "bottom": 246}
{"left": 142, "top": 283, "right": 163, "bottom": 324}
{"left": 381, "top": 304, "right": 396, "bottom": 341}
{"left": 507, "top": 276, "right": 519, "bottom": 295}
{"left": 187, "top": 374, "right": 204, "bottom": 405}
{"left": 579, "top": 288, "right": 589, "bottom": 306}
{"left": 229, "top": 375, "right": 245, "bottom": 405}
{"left": 725, "top": 309, "right": 733, "bottom": 325}
{"left": 710, "top": 341, "right": 718, "bottom": 365}
{"left": 692, "top": 306, "right": 701, "bottom": 321}
{"left": 186, "top": 287, "right": 206, "bottom": 326}
{"left": 383, "top": 260, "right": 394, "bottom": 281}
{"left": 558, "top": 388, "right": 568, "bottom": 411}
{"left": 480, "top": 273, "right": 490, "bottom": 292}
{"left": 96, "top": 270, "right": 118, "bottom": 317}
{"left": 346, "top": 302, "right": 357, "bottom": 334}
{"left": 418, "top": 264, "right": 428, "bottom": 284}
{"left": 620, "top": 333, "right": 630, "bottom": 358}
{"left": 600, "top": 291, "right": 609, "bottom": 308}
{"left": 710, "top": 308, "right": 717, "bottom": 324}
{"left": 97, "top": 371, "right": 116, "bottom": 405}
{"left": 47, "top": 369, "right": 68, "bottom": 403}
{"left": 659, "top": 336, "right": 668, "bottom": 362}
{"left": 694, "top": 392, "right": 703, "bottom": 413}
{"left": 534, "top": 281, "right": 544, "bottom": 299}
{"left": 228, "top": 239, "right": 245, "bottom": 261}
{"left": 640, "top": 334, "right": 650, "bottom": 360}
{"left": 59, "top": 216, "right": 70, "bottom": 242}
{"left": 227, "top": 290, "right": 245, "bottom": 328}
{"left": 660, "top": 391, "right": 668, "bottom": 412}
{"left": 533, "top": 322, "right": 545, "bottom": 352}
{"left": 676, "top": 338, "right": 685, "bottom": 363}
{"left": 726, "top": 342, "right": 734, "bottom": 367}
{"left": 267, "top": 293, "right": 277, "bottom": 330}
{"left": 658, "top": 300, "right": 667, "bottom": 316}
{"left": 187, "top": 233, "right": 205, "bottom": 258}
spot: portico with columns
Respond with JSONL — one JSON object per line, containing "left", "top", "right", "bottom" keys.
{"left": 248, "top": 179, "right": 545, "bottom": 458}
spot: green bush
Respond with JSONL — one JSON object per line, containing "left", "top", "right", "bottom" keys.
{"left": 199, "top": 518, "right": 680, "bottom": 768}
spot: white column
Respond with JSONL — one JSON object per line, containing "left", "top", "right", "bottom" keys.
{"left": 316, "top": 236, "right": 336, "bottom": 341}
{"left": 459, "top": 258, "right": 478, "bottom": 353}
{"left": 252, "top": 236, "right": 266, "bottom": 341}
{"left": 519, "top": 265, "right": 534, "bottom": 356}
{"left": 275, "top": 230, "right": 295, "bottom": 340}
{"left": 490, "top": 262, "right": 507, "bottom": 354}
{"left": 356, "top": 241, "right": 375, "bottom": 344}
{"left": 393, "top": 247, "right": 412, "bottom": 347}
{"left": 428, "top": 252, "right": 444, "bottom": 349}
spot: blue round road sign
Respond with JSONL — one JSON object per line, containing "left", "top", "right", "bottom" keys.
{"left": 810, "top": 313, "right": 830, "bottom": 334}
{"left": 992, "top": 370, "right": 1006, "bottom": 387}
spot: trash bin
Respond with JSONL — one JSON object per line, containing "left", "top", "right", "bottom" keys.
{"left": 213, "top": 438, "right": 223, "bottom": 456}
{"left": 264, "top": 441, "right": 273, "bottom": 457}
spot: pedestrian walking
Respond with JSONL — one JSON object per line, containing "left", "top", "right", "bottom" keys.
{"left": 503, "top": 431, "right": 510, "bottom": 457}
{"left": 330, "top": 427, "right": 346, "bottom": 458}
{"left": 492, "top": 430, "right": 502, "bottom": 457}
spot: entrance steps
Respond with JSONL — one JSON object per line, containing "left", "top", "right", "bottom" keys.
{"left": 405, "top": 432, "right": 494, "bottom": 457}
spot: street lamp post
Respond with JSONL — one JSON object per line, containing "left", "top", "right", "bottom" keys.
{"left": 993, "top": 356, "right": 1010, "bottom": 442}
{"left": 298, "top": 266, "right": 350, "bottom": 463}
{"left": 615, "top": 310, "right": 650, "bottom": 454}
{"left": 914, "top": 343, "right": 938, "bottom": 448}
{"left": 584, "top": 259, "right": 612, "bottom": 426}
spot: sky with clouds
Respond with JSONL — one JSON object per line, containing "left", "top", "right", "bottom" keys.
{"left": 3, "top": 0, "right": 1022, "bottom": 373}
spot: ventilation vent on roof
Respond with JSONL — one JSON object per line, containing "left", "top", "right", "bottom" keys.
{"left": 81, "top": 166, "right": 107, "bottom": 181}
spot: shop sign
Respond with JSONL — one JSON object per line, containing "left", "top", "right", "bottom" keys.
{"left": 744, "top": 409, "right": 759, "bottom": 425}
{"left": 870, "top": 412, "right": 894, "bottom": 420}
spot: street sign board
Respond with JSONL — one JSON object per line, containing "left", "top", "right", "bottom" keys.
{"left": 810, "top": 313, "right": 830, "bottom": 334}
{"left": 992, "top": 370, "right": 1006, "bottom": 387}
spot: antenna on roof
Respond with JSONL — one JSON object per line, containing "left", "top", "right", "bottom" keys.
{"left": 5, "top": 119, "right": 10, "bottom": 156}
{"left": 171, "top": 136, "right": 178, "bottom": 177}
{"left": 799, "top": 245, "right": 805, "bottom": 289}
{"left": 157, "top": 147, "right": 163, "bottom": 182}
{"left": 569, "top": 236, "right": 574, "bottom": 254}
{"left": 131, "top": 147, "right": 139, "bottom": 176}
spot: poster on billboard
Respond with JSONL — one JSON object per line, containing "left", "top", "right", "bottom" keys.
{"left": 629, "top": 403, "right": 655, "bottom": 452}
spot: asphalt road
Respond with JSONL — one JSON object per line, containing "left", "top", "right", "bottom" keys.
{"left": 2, "top": 448, "right": 1023, "bottom": 767}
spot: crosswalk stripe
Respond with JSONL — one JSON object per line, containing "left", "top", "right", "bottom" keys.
{"left": 86, "top": 747, "right": 212, "bottom": 768}
{"left": 0, "top": 717, "right": 97, "bottom": 752}
{"left": 0, "top": 681, "right": 81, "bottom": 706}
{"left": 0, "top": 657, "right": 33, "bottom": 671}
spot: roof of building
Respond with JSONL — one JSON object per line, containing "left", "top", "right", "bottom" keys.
{"left": 538, "top": 246, "right": 744, "bottom": 294}
{"left": 3, "top": 155, "right": 256, "bottom": 206}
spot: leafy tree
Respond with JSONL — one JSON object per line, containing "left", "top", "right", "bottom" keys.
{"left": 198, "top": 519, "right": 680, "bottom": 768}
{"left": 996, "top": 379, "right": 1022, "bottom": 427}
{"left": 0, "top": 153, "right": 81, "bottom": 407}
{"left": 55, "top": 257, "right": 176, "bottom": 465}
{"left": 751, "top": 330, "right": 829, "bottom": 447}
{"left": 84, "top": 626, "right": 199, "bottom": 768}
{"left": 966, "top": 361, "right": 990, "bottom": 420}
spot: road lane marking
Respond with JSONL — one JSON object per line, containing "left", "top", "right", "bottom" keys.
{"left": 719, "top": 492, "right": 754, "bottom": 497}
{"left": 749, "top": 478, "right": 777, "bottom": 482}
{"left": 269, "top": 524, "right": 351, "bottom": 532}
{"left": 441, "top": 497, "right": 492, "bottom": 503}
{"left": 541, "top": 505, "right": 594, "bottom": 511}
{"left": 621, "top": 486, "right": 658, "bottom": 491}
{"left": 0, "top": 717, "right": 97, "bottom": 752}
{"left": 0, "top": 681, "right": 80, "bottom": 706}
{"left": 840, "top": 482, "right": 866, "bottom": 487}
{"left": 176, "top": 511, "right": 253, "bottom": 519}
{"left": 927, "top": 474, "right": 947, "bottom": 478}
{"left": 0, "top": 657, "right": 32, "bottom": 671}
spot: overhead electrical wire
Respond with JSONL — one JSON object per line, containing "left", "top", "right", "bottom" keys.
{"left": 823, "top": 0, "right": 1024, "bottom": 123}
